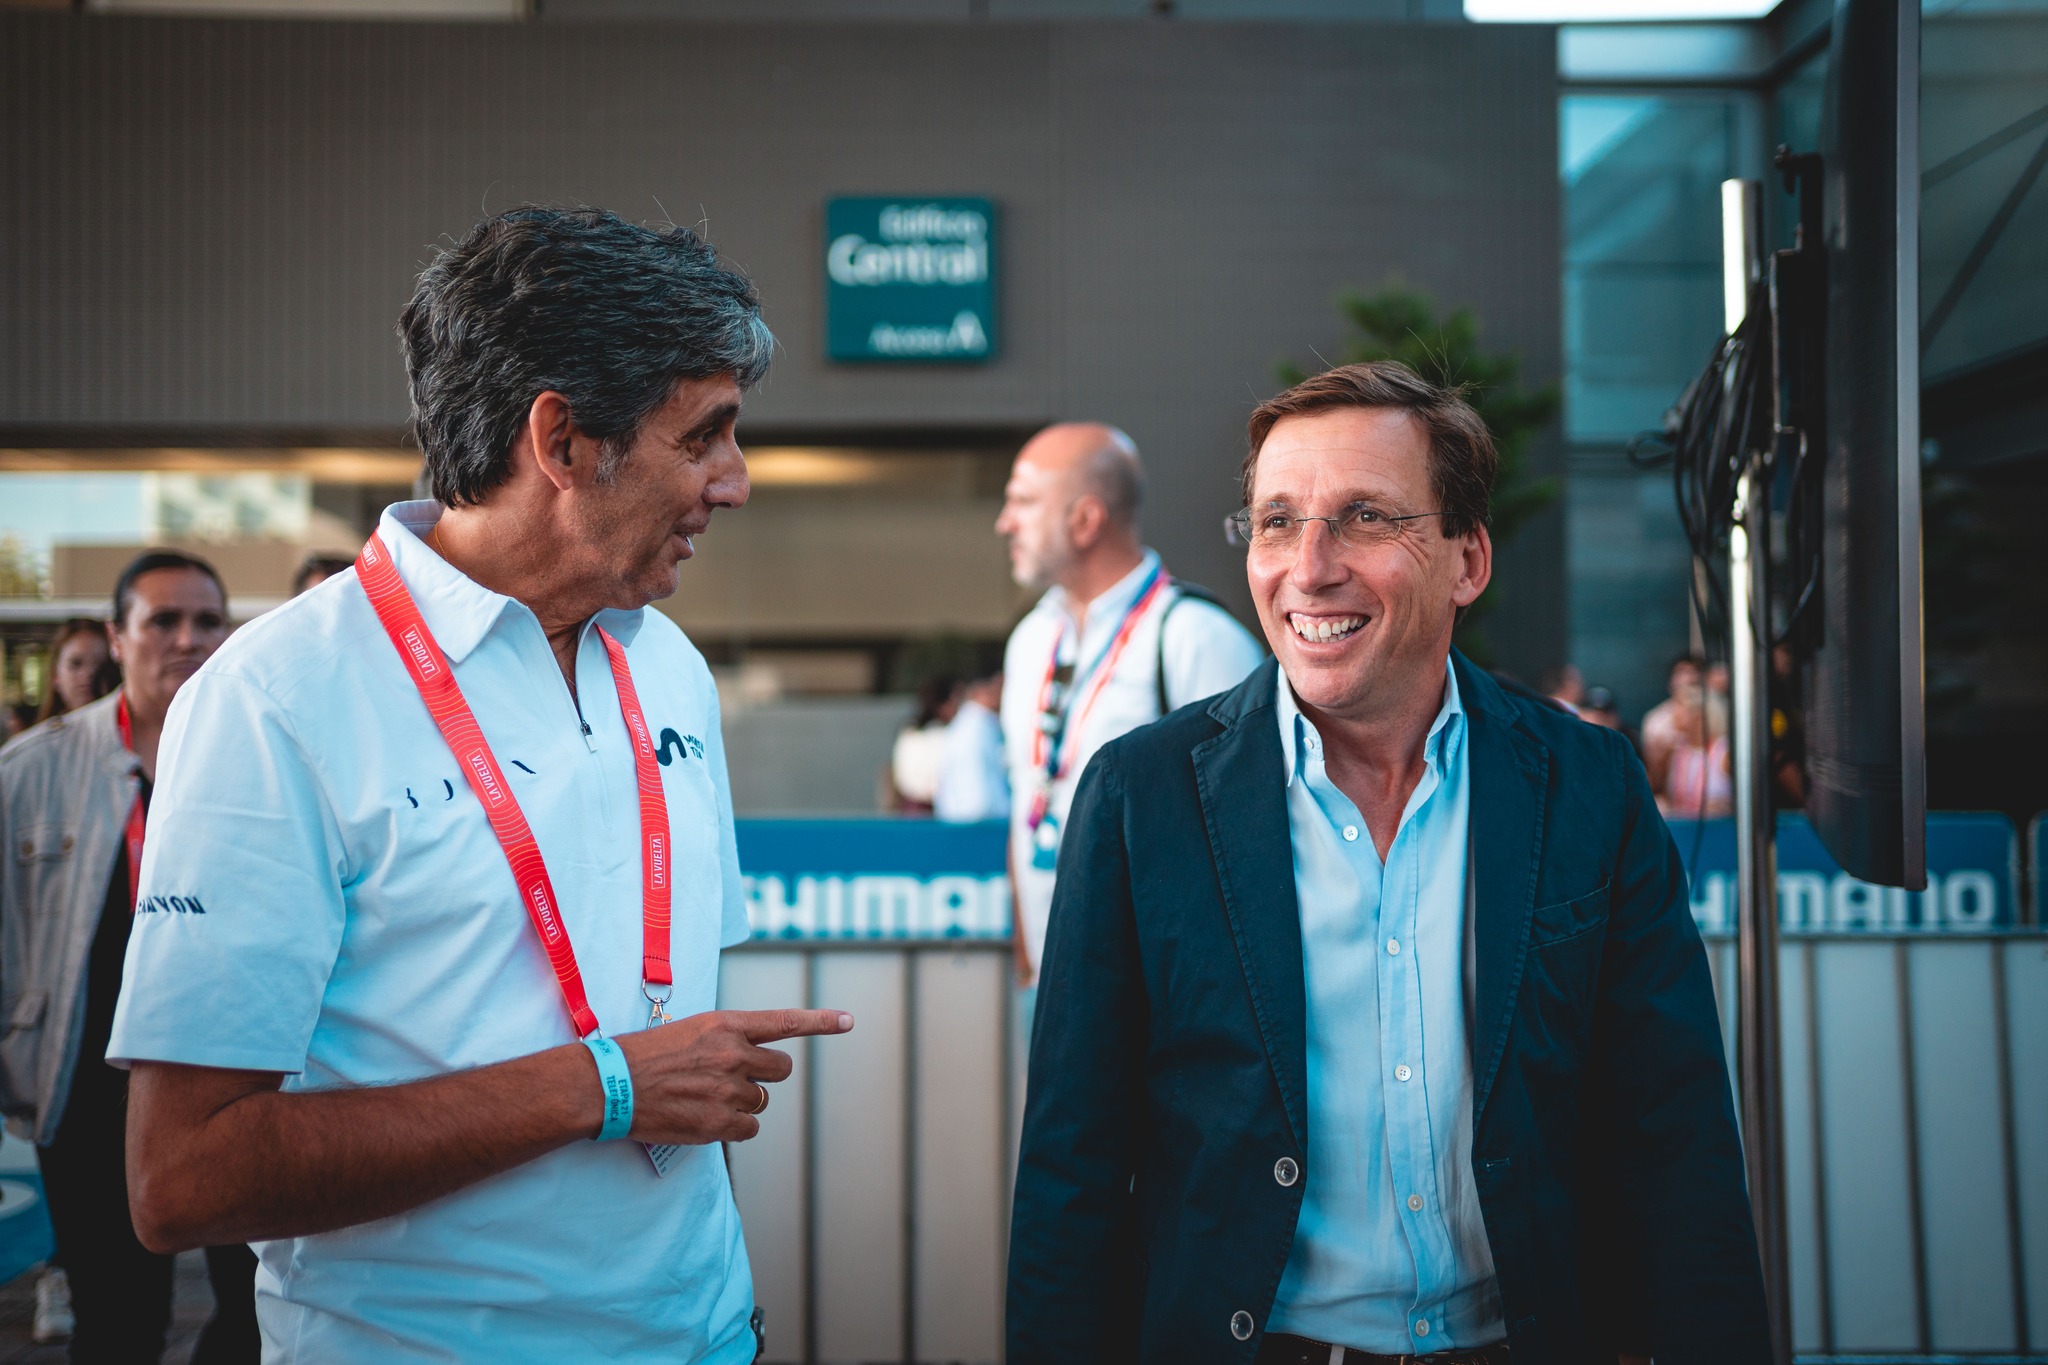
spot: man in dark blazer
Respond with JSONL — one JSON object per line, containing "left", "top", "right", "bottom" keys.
{"left": 1008, "top": 362, "right": 1770, "bottom": 1365}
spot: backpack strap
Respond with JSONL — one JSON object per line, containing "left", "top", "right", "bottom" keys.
{"left": 1155, "top": 581, "right": 1227, "bottom": 716}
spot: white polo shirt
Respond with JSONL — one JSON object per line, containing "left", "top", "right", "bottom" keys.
{"left": 108, "top": 501, "right": 755, "bottom": 1364}
{"left": 1000, "top": 550, "right": 1266, "bottom": 972}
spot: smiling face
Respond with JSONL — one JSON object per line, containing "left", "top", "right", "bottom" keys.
{"left": 1246, "top": 406, "right": 1490, "bottom": 726}
{"left": 570, "top": 374, "right": 751, "bottom": 609}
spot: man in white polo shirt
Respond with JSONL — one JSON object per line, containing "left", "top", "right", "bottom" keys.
{"left": 995, "top": 423, "right": 1265, "bottom": 983}
{"left": 108, "top": 206, "right": 851, "bottom": 1363}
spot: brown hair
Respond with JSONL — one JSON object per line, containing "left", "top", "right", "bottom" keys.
{"left": 1242, "top": 360, "right": 1498, "bottom": 539}
{"left": 37, "top": 617, "right": 117, "bottom": 723}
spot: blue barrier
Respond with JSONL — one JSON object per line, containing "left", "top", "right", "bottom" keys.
{"left": 736, "top": 819, "right": 1010, "bottom": 941}
{"left": 1678, "top": 812, "right": 2021, "bottom": 934}
{"left": 733, "top": 813, "right": 2029, "bottom": 941}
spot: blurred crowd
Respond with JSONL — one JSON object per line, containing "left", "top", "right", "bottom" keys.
{"left": 0, "top": 549, "right": 346, "bottom": 1358}
{"left": 1540, "top": 656, "right": 1734, "bottom": 821}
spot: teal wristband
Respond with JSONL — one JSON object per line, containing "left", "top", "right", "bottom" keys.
{"left": 581, "top": 1035, "right": 634, "bottom": 1141}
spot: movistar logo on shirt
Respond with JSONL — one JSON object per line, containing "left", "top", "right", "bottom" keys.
{"left": 656, "top": 730, "right": 703, "bottom": 765}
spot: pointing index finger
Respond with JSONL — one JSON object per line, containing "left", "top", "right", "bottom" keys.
{"left": 734, "top": 1009, "right": 855, "bottom": 1043}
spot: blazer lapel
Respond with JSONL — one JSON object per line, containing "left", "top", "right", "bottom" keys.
{"left": 1458, "top": 655, "right": 1550, "bottom": 1131}
{"left": 1192, "top": 663, "right": 1309, "bottom": 1150}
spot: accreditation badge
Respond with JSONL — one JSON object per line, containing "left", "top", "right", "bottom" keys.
{"left": 1029, "top": 811, "right": 1061, "bottom": 872}
{"left": 641, "top": 1006, "right": 682, "bottom": 1178}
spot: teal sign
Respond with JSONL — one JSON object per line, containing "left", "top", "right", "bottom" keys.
{"left": 824, "top": 197, "right": 997, "bottom": 363}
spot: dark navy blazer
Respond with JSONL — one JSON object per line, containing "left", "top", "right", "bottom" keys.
{"left": 1007, "top": 654, "right": 1771, "bottom": 1364}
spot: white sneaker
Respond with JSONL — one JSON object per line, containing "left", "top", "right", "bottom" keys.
{"left": 32, "top": 1267, "right": 74, "bottom": 1343}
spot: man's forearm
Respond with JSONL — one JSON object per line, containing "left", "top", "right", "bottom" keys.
{"left": 128, "top": 1043, "right": 602, "bottom": 1253}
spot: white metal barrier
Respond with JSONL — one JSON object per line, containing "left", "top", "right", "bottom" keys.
{"left": 720, "top": 935, "right": 2048, "bottom": 1365}
{"left": 720, "top": 941, "right": 1015, "bottom": 1365}
{"left": 1705, "top": 933, "right": 2048, "bottom": 1360}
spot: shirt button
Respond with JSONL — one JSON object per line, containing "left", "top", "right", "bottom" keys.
{"left": 1416, "top": 1320, "right": 1431, "bottom": 1337}
{"left": 1387, "top": 938, "right": 1401, "bottom": 955}
{"left": 1273, "top": 1157, "right": 1300, "bottom": 1187}
{"left": 1395, "top": 1064, "right": 1412, "bottom": 1081}
{"left": 1342, "top": 825, "right": 1359, "bottom": 842}
{"left": 1230, "top": 1310, "right": 1255, "bottom": 1341}
{"left": 1408, "top": 1194, "right": 1424, "bottom": 1211}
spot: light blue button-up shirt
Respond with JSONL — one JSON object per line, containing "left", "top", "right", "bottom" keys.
{"left": 1268, "top": 660, "right": 1505, "bottom": 1353}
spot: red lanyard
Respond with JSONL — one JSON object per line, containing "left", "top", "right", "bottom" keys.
{"left": 1027, "top": 569, "right": 1171, "bottom": 779}
{"left": 355, "top": 532, "right": 672, "bottom": 1038}
{"left": 114, "top": 695, "right": 147, "bottom": 913}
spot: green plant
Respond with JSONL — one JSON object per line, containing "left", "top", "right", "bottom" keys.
{"left": 1281, "top": 283, "right": 1561, "bottom": 662}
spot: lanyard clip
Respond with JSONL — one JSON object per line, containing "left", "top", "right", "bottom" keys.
{"left": 644, "top": 982, "right": 673, "bottom": 1028}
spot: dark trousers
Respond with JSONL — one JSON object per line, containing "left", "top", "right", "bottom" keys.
{"left": 37, "top": 1112, "right": 172, "bottom": 1364}
{"left": 37, "top": 1071, "right": 260, "bottom": 1364}
{"left": 193, "top": 1244, "right": 261, "bottom": 1365}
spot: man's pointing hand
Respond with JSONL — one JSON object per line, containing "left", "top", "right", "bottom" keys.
{"left": 612, "top": 1009, "right": 854, "bottom": 1145}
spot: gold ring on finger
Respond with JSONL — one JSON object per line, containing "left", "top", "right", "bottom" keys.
{"left": 746, "top": 1083, "right": 770, "bottom": 1115}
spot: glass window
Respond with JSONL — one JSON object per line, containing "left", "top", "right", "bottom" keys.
{"left": 1920, "top": 2, "right": 2048, "bottom": 376}
{"left": 1562, "top": 92, "right": 1753, "bottom": 443}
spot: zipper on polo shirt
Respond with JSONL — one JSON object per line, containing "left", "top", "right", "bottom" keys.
{"left": 579, "top": 716, "right": 596, "bottom": 752}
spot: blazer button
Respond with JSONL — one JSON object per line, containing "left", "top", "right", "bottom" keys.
{"left": 1273, "top": 1156, "right": 1299, "bottom": 1187}
{"left": 1229, "top": 1310, "right": 1254, "bottom": 1341}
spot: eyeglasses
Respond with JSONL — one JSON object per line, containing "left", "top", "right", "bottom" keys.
{"left": 1224, "top": 503, "right": 1448, "bottom": 551}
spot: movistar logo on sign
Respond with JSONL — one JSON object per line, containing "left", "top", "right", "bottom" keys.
{"left": 825, "top": 197, "right": 997, "bottom": 364}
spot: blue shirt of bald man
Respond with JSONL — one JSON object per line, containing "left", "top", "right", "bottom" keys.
{"left": 1007, "top": 361, "right": 1770, "bottom": 1365}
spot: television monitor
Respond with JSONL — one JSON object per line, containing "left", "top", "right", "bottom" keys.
{"left": 1803, "top": 0, "right": 1927, "bottom": 889}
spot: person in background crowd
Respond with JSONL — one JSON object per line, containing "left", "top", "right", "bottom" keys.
{"left": 109, "top": 207, "right": 851, "bottom": 1363}
{"left": 291, "top": 554, "right": 356, "bottom": 597}
{"left": 0, "top": 551, "right": 260, "bottom": 1364}
{"left": 1579, "top": 683, "right": 1625, "bottom": 733}
{"left": 20, "top": 621, "right": 120, "bottom": 1363}
{"left": 37, "top": 617, "right": 119, "bottom": 724}
{"left": 1539, "top": 662, "right": 1584, "bottom": 715}
{"left": 1652, "top": 664, "right": 1731, "bottom": 820}
{"left": 1008, "top": 361, "right": 1769, "bottom": 1364}
{"left": 1639, "top": 654, "right": 1703, "bottom": 797}
{"left": 890, "top": 674, "right": 958, "bottom": 815}
{"left": 1704, "top": 659, "right": 1731, "bottom": 737}
{"left": 935, "top": 670, "right": 1008, "bottom": 824}
{"left": 996, "top": 422, "right": 1265, "bottom": 987}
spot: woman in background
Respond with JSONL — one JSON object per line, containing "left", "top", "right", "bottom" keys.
{"left": 37, "top": 617, "right": 118, "bottom": 724}
{"left": 18, "top": 619, "right": 118, "bottom": 1343}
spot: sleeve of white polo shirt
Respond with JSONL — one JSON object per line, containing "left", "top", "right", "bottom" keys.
{"left": 1160, "top": 598, "right": 1267, "bottom": 711}
{"left": 108, "top": 668, "right": 349, "bottom": 1074}
{"left": 705, "top": 684, "right": 751, "bottom": 949}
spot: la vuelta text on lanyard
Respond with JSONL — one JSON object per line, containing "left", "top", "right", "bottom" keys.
{"left": 354, "top": 532, "right": 672, "bottom": 1041}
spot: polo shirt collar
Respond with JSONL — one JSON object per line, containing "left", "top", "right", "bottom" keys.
{"left": 1276, "top": 653, "right": 1463, "bottom": 789}
{"left": 376, "top": 501, "right": 648, "bottom": 665}
{"left": 1043, "top": 547, "right": 1162, "bottom": 633}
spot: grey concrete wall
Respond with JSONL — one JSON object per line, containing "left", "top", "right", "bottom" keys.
{"left": 0, "top": 11, "right": 1564, "bottom": 673}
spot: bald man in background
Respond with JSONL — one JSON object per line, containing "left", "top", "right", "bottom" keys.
{"left": 996, "top": 424, "right": 1265, "bottom": 986}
